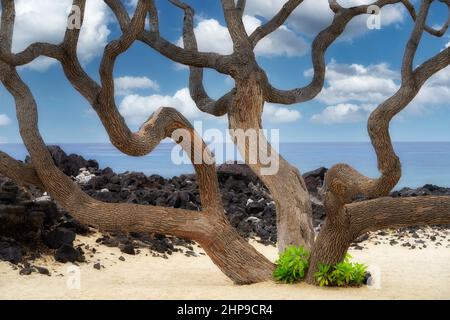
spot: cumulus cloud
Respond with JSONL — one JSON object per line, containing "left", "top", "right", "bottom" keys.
{"left": 118, "top": 88, "right": 203, "bottom": 125}
{"left": 310, "top": 60, "right": 450, "bottom": 123}
{"left": 0, "top": 114, "right": 12, "bottom": 126}
{"left": 243, "top": 15, "right": 309, "bottom": 57}
{"left": 10, "top": 0, "right": 111, "bottom": 71}
{"left": 311, "top": 103, "right": 376, "bottom": 124}
{"left": 263, "top": 103, "right": 302, "bottom": 123}
{"left": 245, "top": 0, "right": 404, "bottom": 39}
{"left": 119, "top": 88, "right": 302, "bottom": 126}
{"left": 407, "top": 66, "right": 450, "bottom": 114}
{"left": 176, "top": 15, "right": 308, "bottom": 57}
{"left": 115, "top": 76, "right": 160, "bottom": 96}
{"left": 311, "top": 60, "right": 400, "bottom": 105}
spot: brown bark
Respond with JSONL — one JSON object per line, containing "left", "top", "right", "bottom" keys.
{"left": 227, "top": 75, "right": 315, "bottom": 251}
{"left": 0, "top": 0, "right": 274, "bottom": 285}
{"left": 305, "top": 0, "right": 450, "bottom": 284}
{"left": 0, "top": 61, "right": 274, "bottom": 284}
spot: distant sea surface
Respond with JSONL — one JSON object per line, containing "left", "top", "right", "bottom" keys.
{"left": 1, "top": 142, "right": 449, "bottom": 189}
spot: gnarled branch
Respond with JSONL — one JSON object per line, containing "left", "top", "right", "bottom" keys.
{"left": 263, "top": 0, "right": 402, "bottom": 105}
{"left": 0, "top": 0, "right": 274, "bottom": 285}
{"left": 348, "top": 196, "right": 450, "bottom": 237}
{"left": 249, "top": 0, "right": 303, "bottom": 47}
{"left": 170, "top": 0, "right": 232, "bottom": 116}
{"left": 401, "top": 0, "right": 450, "bottom": 37}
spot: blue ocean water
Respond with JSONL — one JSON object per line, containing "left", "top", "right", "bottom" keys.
{"left": 1, "top": 142, "right": 449, "bottom": 189}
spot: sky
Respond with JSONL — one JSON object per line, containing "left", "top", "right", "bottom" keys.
{"left": 0, "top": 0, "right": 449, "bottom": 144}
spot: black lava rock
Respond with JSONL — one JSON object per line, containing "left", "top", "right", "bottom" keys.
{"left": 43, "top": 228, "right": 76, "bottom": 249}
{"left": 0, "top": 239, "right": 22, "bottom": 264}
{"left": 54, "top": 244, "right": 84, "bottom": 263}
{"left": 19, "top": 266, "right": 34, "bottom": 276}
{"left": 120, "top": 243, "right": 136, "bottom": 255}
{"left": 34, "top": 266, "right": 50, "bottom": 276}
{"left": 45, "top": 145, "right": 99, "bottom": 177}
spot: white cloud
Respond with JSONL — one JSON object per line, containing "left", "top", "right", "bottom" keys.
{"left": 311, "top": 103, "right": 376, "bottom": 124}
{"left": 245, "top": 0, "right": 404, "bottom": 39}
{"left": 118, "top": 88, "right": 205, "bottom": 125}
{"left": 408, "top": 66, "right": 450, "bottom": 114}
{"left": 311, "top": 60, "right": 400, "bottom": 105}
{"left": 243, "top": 15, "right": 309, "bottom": 57}
{"left": 263, "top": 103, "right": 302, "bottom": 123}
{"left": 115, "top": 76, "right": 160, "bottom": 96}
{"left": 310, "top": 60, "right": 450, "bottom": 123}
{"left": 10, "top": 0, "right": 111, "bottom": 71}
{"left": 118, "top": 88, "right": 302, "bottom": 126}
{"left": 176, "top": 15, "right": 308, "bottom": 57}
{"left": 0, "top": 114, "right": 12, "bottom": 126}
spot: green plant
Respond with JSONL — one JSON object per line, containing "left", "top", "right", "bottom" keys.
{"left": 314, "top": 254, "right": 368, "bottom": 287}
{"left": 273, "top": 246, "right": 310, "bottom": 283}
{"left": 350, "top": 262, "right": 367, "bottom": 285}
{"left": 314, "top": 263, "right": 333, "bottom": 287}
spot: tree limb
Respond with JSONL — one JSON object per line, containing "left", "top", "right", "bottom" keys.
{"left": 220, "top": 0, "right": 250, "bottom": 48}
{"left": 401, "top": 0, "right": 450, "bottom": 37}
{"left": 348, "top": 196, "right": 450, "bottom": 237}
{"left": 249, "top": 0, "right": 303, "bottom": 47}
{"left": 104, "top": 0, "right": 234, "bottom": 74}
{"left": 263, "top": 0, "right": 403, "bottom": 105}
{"left": 170, "top": 0, "right": 232, "bottom": 116}
{"left": 0, "top": 151, "right": 44, "bottom": 189}
{"left": 325, "top": 0, "right": 449, "bottom": 204}
{"left": 236, "top": 0, "right": 246, "bottom": 17}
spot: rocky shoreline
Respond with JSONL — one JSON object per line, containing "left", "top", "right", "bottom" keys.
{"left": 1, "top": 146, "right": 449, "bottom": 276}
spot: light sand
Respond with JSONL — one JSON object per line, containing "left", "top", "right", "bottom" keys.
{"left": 0, "top": 234, "right": 449, "bottom": 300}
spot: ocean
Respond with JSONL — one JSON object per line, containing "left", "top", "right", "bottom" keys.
{"left": 1, "top": 142, "right": 449, "bottom": 189}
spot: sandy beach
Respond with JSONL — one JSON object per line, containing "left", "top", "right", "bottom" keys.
{"left": 1, "top": 233, "right": 449, "bottom": 300}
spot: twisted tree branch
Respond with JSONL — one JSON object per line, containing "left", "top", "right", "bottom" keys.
{"left": 170, "top": 0, "right": 232, "bottom": 116}
{"left": 263, "top": 0, "right": 402, "bottom": 105}
{"left": 249, "top": 0, "right": 303, "bottom": 46}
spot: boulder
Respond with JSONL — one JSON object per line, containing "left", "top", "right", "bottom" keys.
{"left": 43, "top": 227, "right": 76, "bottom": 249}
{"left": 0, "top": 239, "right": 22, "bottom": 264}
{"left": 303, "top": 167, "right": 328, "bottom": 194}
{"left": 54, "top": 244, "right": 84, "bottom": 263}
{"left": 46, "top": 145, "right": 99, "bottom": 177}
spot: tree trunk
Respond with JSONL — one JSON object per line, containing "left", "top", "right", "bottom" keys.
{"left": 305, "top": 217, "right": 351, "bottom": 284}
{"left": 198, "top": 217, "right": 275, "bottom": 284}
{"left": 228, "top": 75, "right": 315, "bottom": 252}
{"left": 0, "top": 62, "right": 274, "bottom": 285}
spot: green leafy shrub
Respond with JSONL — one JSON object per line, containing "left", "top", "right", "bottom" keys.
{"left": 315, "top": 263, "right": 333, "bottom": 287}
{"left": 273, "top": 246, "right": 310, "bottom": 283}
{"left": 314, "top": 254, "right": 367, "bottom": 287}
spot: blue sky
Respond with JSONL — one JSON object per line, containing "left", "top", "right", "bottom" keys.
{"left": 0, "top": 0, "right": 449, "bottom": 144}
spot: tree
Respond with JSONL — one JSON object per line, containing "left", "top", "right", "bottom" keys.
{"left": 0, "top": 0, "right": 449, "bottom": 285}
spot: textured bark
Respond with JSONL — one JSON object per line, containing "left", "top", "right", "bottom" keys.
{"left": 0, "top": 151, "right": 43, "bottom": 189}
{"left": 227, "top": 76, "right": 315, "bottom": 251}
{"left": 0, "top": 0, "right": 274, "bottom": 285}
{"left": 0, "top": 60, "right": 274, "bottom": 284}
{"left": 305, "top": 0, "right": 450, "bottom": 284}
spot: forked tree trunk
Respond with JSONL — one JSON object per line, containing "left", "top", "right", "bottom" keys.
{"left": 228, "top": 76, "right": 315, "bottom": 252}
{"left": 305, "top": 196, "right": 351, "bottom": 283}
{"left": 0, "top": 61, "right": 274, "bottom": 285}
